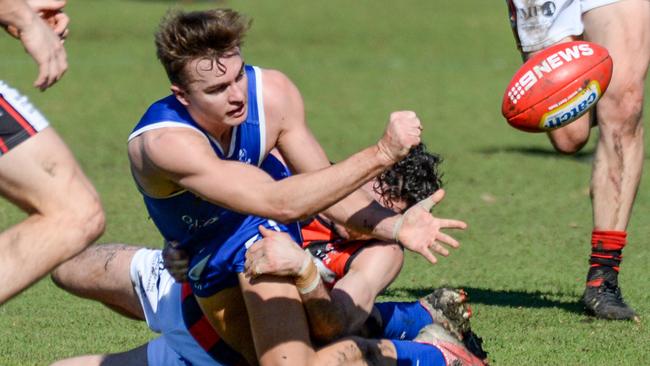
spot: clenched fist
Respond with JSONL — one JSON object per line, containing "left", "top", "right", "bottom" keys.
{"left": 377, "top": 111, "right": 422, "bottom": 164}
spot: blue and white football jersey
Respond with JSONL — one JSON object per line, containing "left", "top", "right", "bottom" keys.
{"left": 129, "top": 65, "right": 301, "bottom": 296}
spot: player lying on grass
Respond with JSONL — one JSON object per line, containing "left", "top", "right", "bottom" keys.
{"left": 50, "top": 245, "right": 483, "bottom": 366}
{"left": 51, "top": 148, "right": 487, "bottom": 365}
{"left": 128, "top": 8, "right": 468, "bottom": 365}
{"left": 164, "top": 145, "right": 486, "bottom": 352}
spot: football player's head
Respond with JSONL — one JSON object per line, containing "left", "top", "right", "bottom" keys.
{"left": 373, "top": 143, "right": 443, "bottom": 213}
{"left": 155, "top": 9, "right": 250, "bottom": 89}
{"left": 156, "top": 9, "right": 253, "bottom": 128}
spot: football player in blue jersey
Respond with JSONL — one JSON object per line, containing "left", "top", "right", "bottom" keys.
{"left": 126, "top": 8, "right": 471, "bottom": 365}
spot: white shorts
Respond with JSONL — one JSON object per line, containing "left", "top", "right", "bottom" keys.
{"left": 0, "top": 81, "right": 49, "bottom": 156}
{"left": 130, "top": 248, "right": 223, "bottom": 366}
{"left": 507, "top": 0, "right": 619, "bottom": 52}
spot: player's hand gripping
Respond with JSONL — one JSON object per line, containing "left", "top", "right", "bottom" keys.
{"left": 5, "top": 0, "right": 70, "bottom": 39}
{"left": 244, "top": 226, "right": 309, "bottom": 278}
{"left": 393, "top": 189, "right": 467, "bottom": 264}
{"left": 162, "top": 240, "right": 189, "bottom": 282}
{"left": 377, "top": 111, "right": 422, "bottom": 164}
{"left": 9, "top": 0, "right": 69, "bottom": 90}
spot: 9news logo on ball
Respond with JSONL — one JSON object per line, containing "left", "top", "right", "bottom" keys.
{"left": 501, "top": 41, "right": 613, "bottom": 133}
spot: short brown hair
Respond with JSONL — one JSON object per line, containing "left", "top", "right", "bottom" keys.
{"left": 155, "top": 9, "right": 251, "bottom": 88}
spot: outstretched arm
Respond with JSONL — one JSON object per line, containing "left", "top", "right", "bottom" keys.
{"left": 129, "top": 86, "right": 421, "bottom": 224}
{"left": 266, "top": 70, "right": 466, "bottom": 264}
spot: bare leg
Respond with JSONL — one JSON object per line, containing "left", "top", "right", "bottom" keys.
{"left": 197, "top": 273, "right": 401, "bottom": 366}
{"left": 237, "top": 272, "right": 404, "bottom": 366}
{"left": 580, "top": 0, "right": 650, "bottom": 320}
{"left": 195, "top": 285, "right": 257, "bottom": 365}
{"left": 0, "top": 127, "right": 105, "bottom": 304}
{"left": 51, "top": 244, "right": 144, "bottom": 319}
{"left": 238, "top": 273, "right": 318, "bottom": 365}
{"left": 328, "top": 242, "right": 403, "bottom": 338}
{"left": 547, "top": 116, "right": 592, "bottom": 154}
{"left": 584, "top": 0, "right": 649, "bottom": 231}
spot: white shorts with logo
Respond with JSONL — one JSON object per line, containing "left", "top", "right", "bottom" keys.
{"left": 507, "top": 0, "right": 619, "bottom": 52}
{"left": 130, "top": 248, "right": 222, "bottom": 366}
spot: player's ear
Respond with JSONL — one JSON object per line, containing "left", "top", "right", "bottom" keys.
{"left": 171, "top": 85, "right": 190, "bottom": 106}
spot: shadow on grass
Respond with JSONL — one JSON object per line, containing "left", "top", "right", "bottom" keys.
{"left": 477, "top": 146, "right": 595, "bottom": 161}
{"left": 127, "top": 0, "right": 225, "bottom": 3}
{"left": 383, "top": 286, "right": 584, "bottom": 314}
{"left": 478, "top": 145, "right": 650, "bottom": 161}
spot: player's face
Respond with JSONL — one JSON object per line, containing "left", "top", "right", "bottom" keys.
{"left": 174, "top": 53, "right": 248, "bottom": 129}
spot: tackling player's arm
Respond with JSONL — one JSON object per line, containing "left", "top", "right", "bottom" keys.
{"left": 244, "top": 226, "right": 348, "bottom": 342}
{"left": 267, "top": 69, "right": 467, "bottom": 264}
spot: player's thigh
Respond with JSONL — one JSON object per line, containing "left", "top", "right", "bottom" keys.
{"left": 237, "top": 273, "right": 315, "bottom": 365}
{"left": 546, "top": 116, "right": 592, "bottom": 154}
{"left": 583, "top": 1, "right": 650, "bottom": 123}
{"left": 336, "top": 242, "right": 404, "bottom": 308}
{"left": 195, "top": 285, "right": 257, "bottom": 364}
{"left": 0, "top": 127, "right": 99, "bottom": 214}
{"left": 52, "top": 244, "right": 144, "bottom": 319}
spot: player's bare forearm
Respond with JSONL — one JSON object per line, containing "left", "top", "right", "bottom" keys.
{"left": 186, "top": 143, "right": 394, "bottom": 223}
{"left": 263, "top": 144, "right": 393, "bottom": 222}
{"left": 301, "top": 285, "right": 384, "bottom": 344}
{"left": 0, "top": 0, "right": 37, "bottom": 29}
{"left": 298, "top": 282, "right": 350, "bottom": 343}
{"left": 134, "top": 128, "right": 391, "bottom": 223}
{"left": 322, "top": 189, "right": 398, "bottom": 242}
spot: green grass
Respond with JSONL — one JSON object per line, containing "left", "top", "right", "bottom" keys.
{"left": 1, "top": 0, "right": 649, "bottom": 364}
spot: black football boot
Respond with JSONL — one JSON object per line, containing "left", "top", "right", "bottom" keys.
{"left": 582, "top": 266, "right": 638, "bottom": 321}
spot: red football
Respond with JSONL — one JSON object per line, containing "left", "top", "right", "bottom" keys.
{"left": 502, "top": 41, "right": 613, "bottom": 133}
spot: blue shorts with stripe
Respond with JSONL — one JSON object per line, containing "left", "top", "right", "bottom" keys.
{"left": 188, "top": 217, "right": 302, "bottom": 297}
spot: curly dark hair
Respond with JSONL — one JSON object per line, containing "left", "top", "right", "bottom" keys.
{"left": 373, "top": 143, "right": 443, "bottom": 212}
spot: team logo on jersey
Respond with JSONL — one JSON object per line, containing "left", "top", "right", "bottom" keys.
{"left": 517, "top": 1, "right": 556, "bottom": 19}
{"left": 188, "top": 253, "right": 211, "bottom": 281}
{"left": 238, "top": 148, "right": 252, "bottom": 164}
{"left": 181, "top": 214, "right": 220, "bottom": 232}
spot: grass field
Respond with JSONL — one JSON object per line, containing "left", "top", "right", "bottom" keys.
{"left": 1, "top": 0, "right": 649, "bottom": 365}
